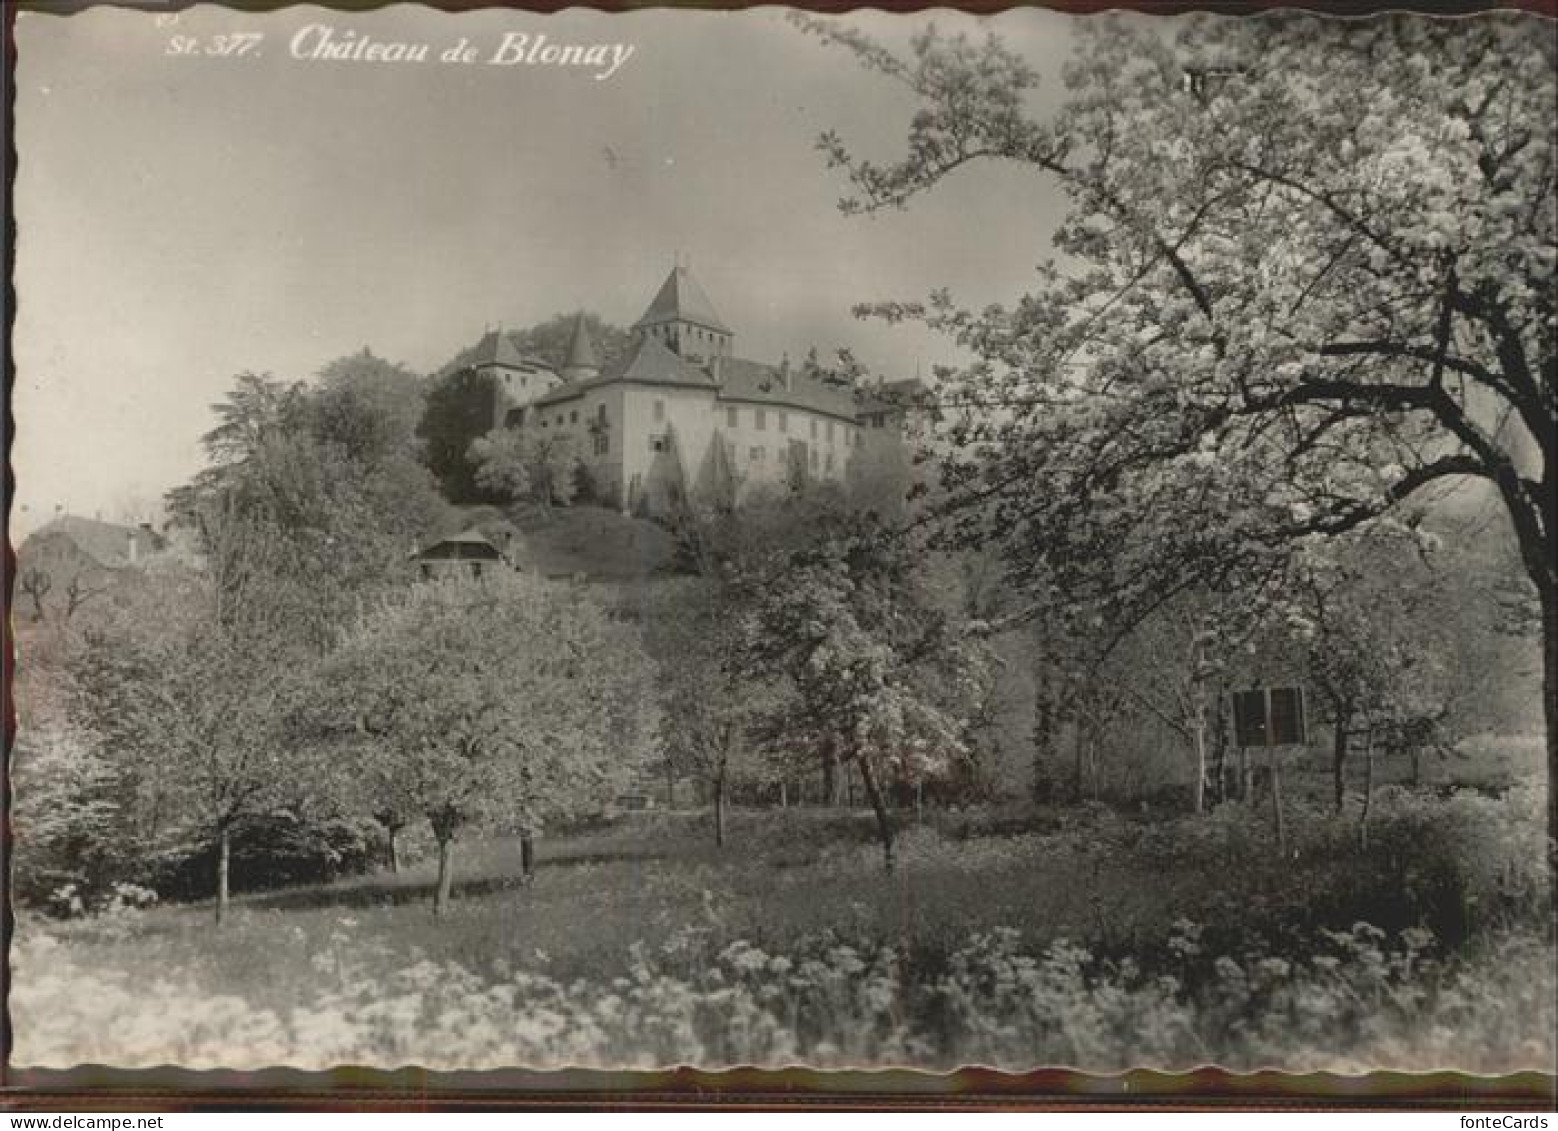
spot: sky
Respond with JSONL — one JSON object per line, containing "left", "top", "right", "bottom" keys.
{"left": 11, "top": 5, "right": 1087, "bottom": 536}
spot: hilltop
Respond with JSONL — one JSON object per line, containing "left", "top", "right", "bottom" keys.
{"left": 448, "top": 503, "right": 680, "bottom": 581}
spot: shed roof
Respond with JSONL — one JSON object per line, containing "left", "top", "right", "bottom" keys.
{"left": 413, "top": 527, "right": 503, "bottom": 557}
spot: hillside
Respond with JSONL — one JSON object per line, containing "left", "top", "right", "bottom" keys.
{"left": 451, "top": 503, "right": 681, "bottom": 581}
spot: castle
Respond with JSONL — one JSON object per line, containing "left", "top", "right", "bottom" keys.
{"left": 462, "top": 263, "right": 922, "bottom": 516}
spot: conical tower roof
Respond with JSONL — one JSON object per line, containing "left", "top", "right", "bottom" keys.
{"left": 634, "top": 264, "right": 730, "bottom": 335}
{"left": 471, "top": 328, "right": 527, "bottom": 368}
{"left": 562, "top": 312, "right": 600, "bottom": 373}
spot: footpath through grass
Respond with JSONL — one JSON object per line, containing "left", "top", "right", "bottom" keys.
{"left": 12, "top": 792, "right": 1556, "bottom": 1073}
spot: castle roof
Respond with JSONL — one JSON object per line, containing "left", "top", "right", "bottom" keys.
{"left": 562, "top": 313, "right": 600, "bottom": 372}
{"left": 634, "top": 265, "right": 731, "bottom": 335}
{"left": 534, "top": 333, "right": 716, "bottom": 407}
{"left": 534, "top": 343, "right": 875, "bottom": 422}
{"left": 714, "top": 357, "right": 858, "bottom": 421}
{"left": 856, "top": 376, "right": 931, "bottom": 416}
{"left": 470, "top": 329, "right": 540, "bottom": 370}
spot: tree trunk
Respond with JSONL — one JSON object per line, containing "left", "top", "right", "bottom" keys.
{"left": 215, "top": 825, "right": 231, "bottom": 926}
{"left": 856, "top": 756, "right": 895, "bottom": 873}
{"left": 822, "top": 740, "right": 842, "bottom": 806}
{"left": 1332, "top": 711, "right": 1351, "bottom": 815}
{"left": 779, "top": 780, "right": 788, "bottom": 809}
{"left": 1189, "top": 635, "right": 1208, "bottom": 815}
{"left": 1237, "top": 744, "right": 1251, "bottom": 803}
{"left": 387, "top": 825, "right": 401, "bottom": 875}
{"left": 1031, "top": 678, "right": 1055, "bottom": 801}
{"left": 1544, "top": 584, "right": 1557, "bottom": 861}
{"left": 519, "top": 829, "right": 536, "bottom": 884}
{"left": 1073, "top": 719, "right": 1087, "bottom": 803}
{"left": 433, "top": 835, "right": 455, "bottom": 918}
{"left": 1192, "top": 712, "right": 1207, "bottom": 816}
{"left": 1359, "top": 728, "right": 1376, "bottom": 852}
{"left": 1210, "top": 690, "right": 1229, "bottom": 806}
{"left": 1087, "top": 734, "right": 1100, "bottom": 802}
{"left": 666, "top": 759, "right": 676, "bottom": 808}
{"left": 1270, "top": 752, "right": 1287, "bottom": 859}
{"left": 713, "top": 775, "right": 727, "bottom": 848}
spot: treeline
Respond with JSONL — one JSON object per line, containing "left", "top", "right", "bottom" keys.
{"left": 11, "top": 342, "right": 1001, "bottom": 917}
{"left": 16, "top": 334, "right": 1539, "bottom": 923}
{"left": 12, "top": 350, "right": 652, "bottom": 920}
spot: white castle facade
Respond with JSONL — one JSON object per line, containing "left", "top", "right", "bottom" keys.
{"left": 463, "top": 264, "right": 922, "bottom": 516}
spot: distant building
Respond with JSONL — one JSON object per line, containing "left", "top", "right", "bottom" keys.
{"left": 461, "top": 263, "right": 926, "bottom": 517}
{"left": 19, "top": 514, "right": 171, "bottom": 573}
{"left": 14, "top": 514, "right": 189, "bottom": 620}
{"left": 411, "top": 527, "right": 521, "bottom": 581}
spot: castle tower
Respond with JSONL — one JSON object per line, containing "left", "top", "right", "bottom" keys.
{"left": 561, "top": 312, "right": 601, "bottom": 382}
{"left": 633, "top": 262, "right": 732, "bottom": 365}
{"left": 470, "top": 327, "right": 561, "bottom": 429}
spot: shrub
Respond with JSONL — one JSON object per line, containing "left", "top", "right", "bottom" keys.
{"left": 148, "top": 812, "right": 379, "bottom": 902}
{"left": 9, "top": 724, "right": 143, "bottom": 912}
{"left": 12, "top": 916, "right": 1551, "bottom": 1073}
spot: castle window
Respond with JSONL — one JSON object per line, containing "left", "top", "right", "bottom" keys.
{"left": 827, "top": 420, "right": 836, "bottom": 443}
{"left": 809, "top": 448, "right": 819, "bottom": 470}
{"left": 593, "top": 433, "right": 609, "bottom": 456}
{"left": 597, "top": 404, "right": 607, "bottom": 422}
{"left": 649, "top": 434, "right": 669, "bottom": 453}
{"left": 727, "top": 407, "right": 738, "bottom": 429}
{"left": 570, "top": 410, "right": 578, "bottom": 424}
{"left": 825, "top": 452, "right": 835, "bottom": 473}
{"left": 755, "top": 409, "right": 766, "bottom": 431}
{"left": 778, "top": 411, "right": 788, "bottom": 434}
{"left": 654, "top": 399, "right": 666, "bottom": 423}
{"left": 810, "top": 419, "right": 818, "bottom": 439}
{"left": 750, "top": 446, "right": 765, "bottom": 463}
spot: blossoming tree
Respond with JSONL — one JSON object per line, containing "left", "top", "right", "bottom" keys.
{"left": 313, "top": 572, "right": 654, "bottom": 916}
{"left": 744, "top": 518, "right": 994, "bottom": 870}
{"left": 804, "top": 13, "right": 1556, "bottom": 842}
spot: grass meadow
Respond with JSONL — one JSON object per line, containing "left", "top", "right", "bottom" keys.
{"left": 12, "top": 775, "right": 1555, "bottom": 1074}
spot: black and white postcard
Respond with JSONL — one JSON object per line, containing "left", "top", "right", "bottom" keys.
{"left": 7, "top": 1, "right": 1555, "bottom": 1095}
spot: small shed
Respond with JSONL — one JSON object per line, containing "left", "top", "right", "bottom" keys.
{"left": 411, "top": 527, "right": 514, "bottom": 581}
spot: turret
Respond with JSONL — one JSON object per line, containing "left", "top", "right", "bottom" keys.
{"left": 561, "top": 312, "right": 601, "bottom": 382}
